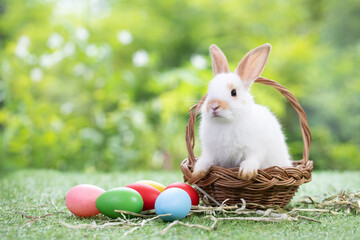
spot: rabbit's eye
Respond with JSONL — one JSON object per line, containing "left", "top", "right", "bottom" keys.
{"left": 231, "top": 89, "right": 237, "bottom": 97}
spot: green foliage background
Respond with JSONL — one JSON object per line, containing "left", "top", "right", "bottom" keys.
{"left": 1, "top": 0, "right": 359, "bottom": 172}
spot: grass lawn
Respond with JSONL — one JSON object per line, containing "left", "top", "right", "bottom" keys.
{"left": 1, "top": 169, "right": 360, "bottom": 239}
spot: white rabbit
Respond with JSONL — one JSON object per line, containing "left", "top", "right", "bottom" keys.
{"left": 193, "top": 43, "right": 292, "bottom": 181}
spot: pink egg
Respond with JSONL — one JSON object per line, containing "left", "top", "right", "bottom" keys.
{"left": 65, "top": 184, "right": 105, "bottom": 217}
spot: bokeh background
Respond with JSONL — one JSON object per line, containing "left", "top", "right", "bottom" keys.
{"left": 1, "top": 0, "right": 359, "bottom": 173}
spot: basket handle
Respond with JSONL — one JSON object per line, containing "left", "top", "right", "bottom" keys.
{"left": 185, "top": 76, "right": 312, "bottom": 167}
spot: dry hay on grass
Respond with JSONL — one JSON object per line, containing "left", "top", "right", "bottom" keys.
{"left": 20, "top": 190, "right": 360, "bottom": 236}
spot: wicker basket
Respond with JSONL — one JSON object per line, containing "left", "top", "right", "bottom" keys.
{"left": 181, "top": 76, "right": 313, "bottom": 209}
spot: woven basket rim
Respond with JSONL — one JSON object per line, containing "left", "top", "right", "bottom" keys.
{"left": 181, "top": 76, "right": 313, "bottom": 187}
{"left": 181, "top": 158, "right": 313, "bottom": 190}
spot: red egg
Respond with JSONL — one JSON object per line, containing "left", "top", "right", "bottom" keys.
{"left": 65, "top": 184, "right": 105, "bottom": 217}
{"left": 126, "top": 183, "right": 161, "bottom": 211}
{"left": 165, "top": 182, "right": 199, "bottom": 206}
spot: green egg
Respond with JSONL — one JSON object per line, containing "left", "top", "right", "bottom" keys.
{"left": 95, "top": 187, "right": 144, "bottom": 219}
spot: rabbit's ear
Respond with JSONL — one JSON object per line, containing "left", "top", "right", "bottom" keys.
{"left": 209, "top": 44, "right": 230, "bottom": 76}
{"left": 235, "top": 43, "right": 271, "bottom": 90}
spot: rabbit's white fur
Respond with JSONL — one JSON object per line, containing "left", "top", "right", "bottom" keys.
{"left": 193, "top": 44, "right": 292, "bottom": 180}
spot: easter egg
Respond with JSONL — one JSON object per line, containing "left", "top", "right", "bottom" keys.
{"left": 164, "top": 182, "right": 199, "bottom": 206}
{"left": 126, "top": 183, "right": 161, "bottom": 211}
{"left": 136, "top": 180, "right": 166, "bottom": 192}
{"left": 65, "top": 184, "right": 105, "bottom": 217}
{"left": 95, "top": 187, "right": 143, "bottom": 219}
{"left": 155, "top": 188, "right": 191, "bottom": 222}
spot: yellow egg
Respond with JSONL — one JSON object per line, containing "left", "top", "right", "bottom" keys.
{"left": 136, "top": 180, "right": 166, "bottom": 192}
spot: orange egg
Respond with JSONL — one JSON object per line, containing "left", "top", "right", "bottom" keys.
{"left": 136, "top": 180, "right": 166, "bottom": 192}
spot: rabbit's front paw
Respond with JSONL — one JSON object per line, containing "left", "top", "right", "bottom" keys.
{"left": 238, "top": 160, "right": 259, "bottom": 180}
{"left": 192, "top": 170, "right": 208, "bottom": 179}
{"left": 193, "top": 156, "right": 212, "bottom": 179}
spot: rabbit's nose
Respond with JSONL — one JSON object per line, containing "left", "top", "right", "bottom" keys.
{"left": 211, "top": 104, "right": 219, "bottom": 111}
